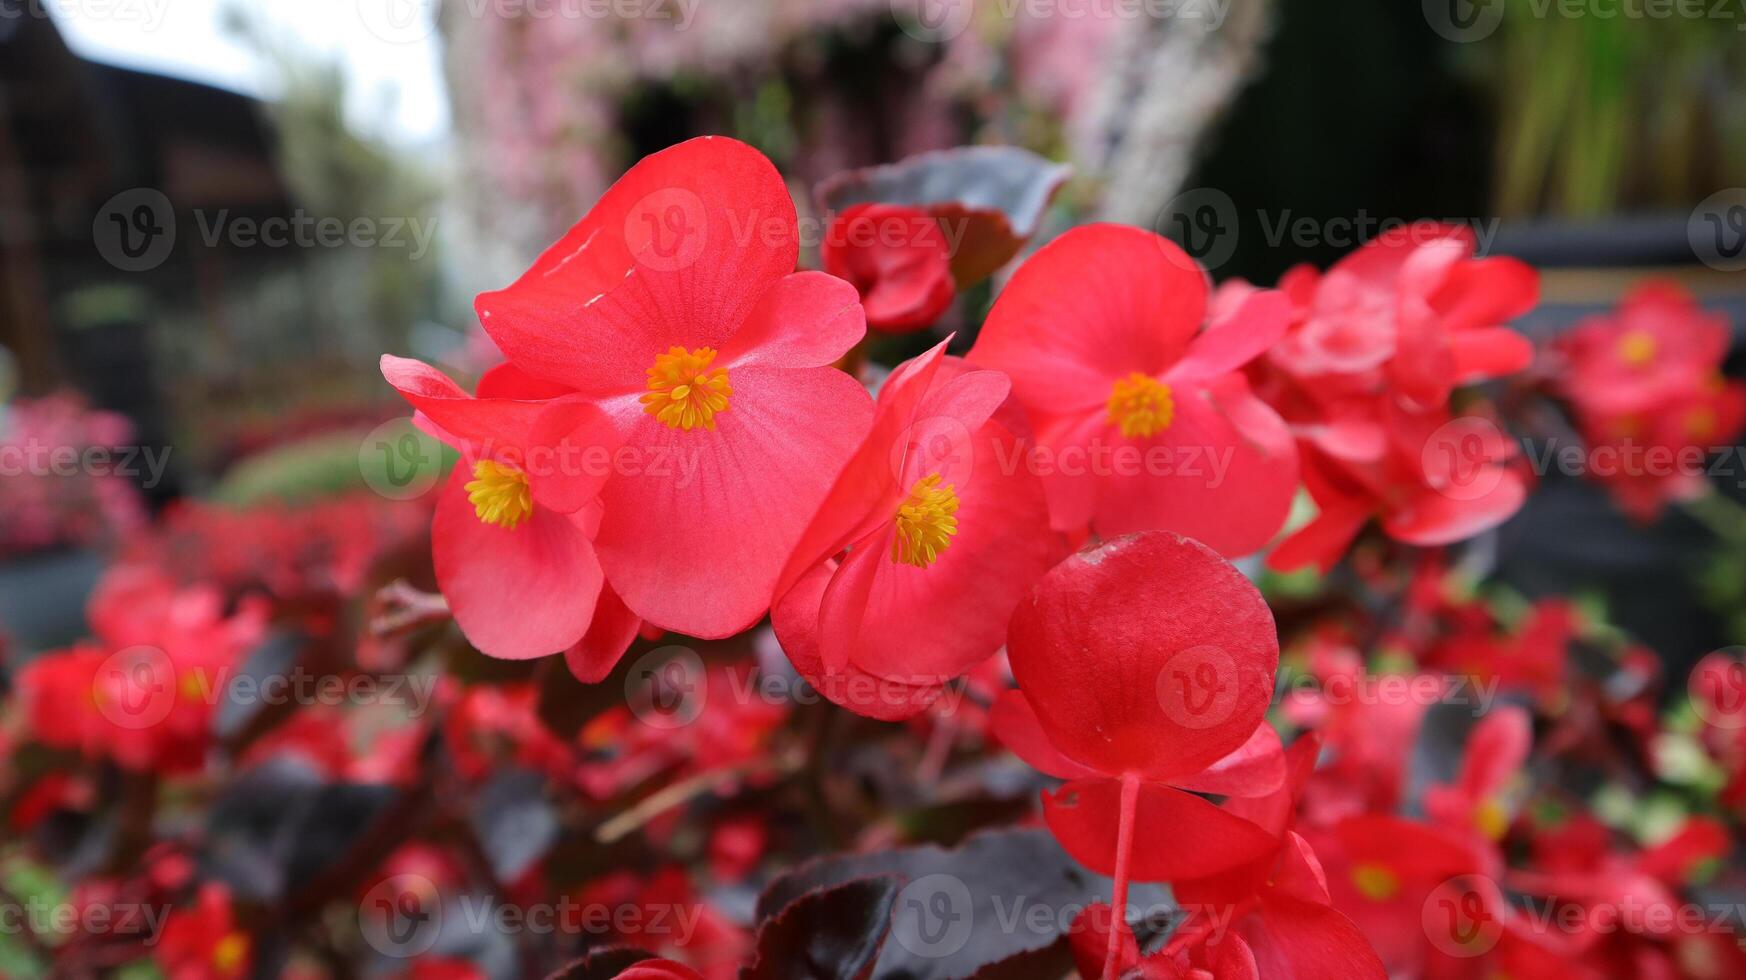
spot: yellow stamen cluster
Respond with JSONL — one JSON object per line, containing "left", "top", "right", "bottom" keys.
{"left": 1617, "top": 329, "right": 1658, "bottom": 366}
{"left": 1474, "top": 797, "right": 1511, "bottom": 840}
{"left": 1350, "top": 863, "right": 1401, "bottom": 902}
{"left": 1686, "top": 407, "right": 1719, "bottom": 441}
{"left": 642, "top": 346, "right": 732, "bottom": 430}
{"left": 892, "top": 474, "right": 960, "bottom": 568}
{"left": 1107, "top": 372, "right": 1175, "bottom": 438}
{"left": 466, "top": 459, "right": 533, "bottom": 530}
{"left": 211, "top": 932, "right": 249, "bottom": 973}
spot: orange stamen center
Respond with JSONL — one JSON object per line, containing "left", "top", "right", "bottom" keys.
{"left": 642, "top": 346, "right": 732, "bottom": 431}
{"left": 1617, "top": 329, "right": 1657, "bottom": 366}
{"left": 1107, "top": 372, "right": 1175, "bottom": 438}
{"left": 1351, "top": 863, "right": 1400, "bottom": 901}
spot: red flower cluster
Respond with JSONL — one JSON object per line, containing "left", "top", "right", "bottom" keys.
{"left": 1255, "top": 224, "right": 1539, "bottom": 572}
{"left": 14, "top": 136, "right": 1746, "bottom": 980}
{"left": 0, "top": 393, "right": 147, "bottom": 557}
{"left": 17, "top": 567, "right": 267, "bottom": 774}
{"left": 1555, "top": 281, "right": 1746, "bottom": 519}
{"left": 383, "top": 141, "right": 1318, "bottom": 720}
{"left": 385, "top": 137, "right": 874, "bottom": 665}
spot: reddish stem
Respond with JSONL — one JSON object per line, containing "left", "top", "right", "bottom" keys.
{"left": 1103, "top": 772, "right": 1142, "bottom": 980}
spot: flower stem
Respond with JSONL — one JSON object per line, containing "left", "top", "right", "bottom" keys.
{"left": 1684, "top": 487, "right": 1746, "bottom": 544}
{"left": 1104, "top": 772, "right": 1141, "bottom": 980}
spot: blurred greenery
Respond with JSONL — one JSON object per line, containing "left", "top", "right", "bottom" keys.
{"left": 0, "top": 857, "right": 66, "bottom": 977}
{"left": 211, "top": 428, "right": 456, "bottom": 506}
{"left": 1488, "top": 4, "right": 1746, "bottom": 216}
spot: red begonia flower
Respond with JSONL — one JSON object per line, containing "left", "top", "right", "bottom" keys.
{"left": 1247, "top": 223, "right": 1535, "bottom": 472}
{"left": 1630, "top": 816, "right": 1731, "bottom": 886}
{"left": 1001, "top": 533, "right": 1279, "bottom": 780}
{"left": 1064, "top": 904, "right": 1144, "bottom": 979}
{"left": 1425, "top": 599, "right": 1574, "bottom": 707}
{"left": 396, "top": 961, "right": 485, "bottom": 980}
{"left": 772, "top": 340, "right": 1052, "bottom": 719}
{"left": 444, "top": 683, "right": 573, "bottom": 782}
{"left": 821, "top": 203, "right": 955, "bottom": 333}
{"left": 992, "top": 532, "right": 1284, "bottom": 975}
{"left": 1249, "top": 225, "right": 1538, "bottom": 573}
{"left": 564, "top": 582, "right": 645, "bottom": 683}
{"left": 967, "top": 224, "right": 1299, "bottom": 557}
{"left": 15, "top": 646, "right": 112, "bottom": 761}
{"left": 1275, "top": 637, "right": 1440, "bottom": 822}
{"left": 1510, "top": 815, "right": 1730, "bottom": 937}
{"left": 381, "top": 354, "right": 620, "bottom": 660}
{"left": 473, "top": 136, "right": 874, "bottom": 637}
{"left": 575, "top": 660, "right": 786, "bottom": 801}
{"left": 1425, "top": 706, "right": 1531, "bottom": 842}
{"left": 1558, "top": 281, "right": 1735, "bottom": 417}
{"left": 1141, "top": 737, "right": 1388, "bottom": 980}
{"left": 1221, "top": 890, "right": 1386, "bottom": 980}
{"left": 1312, "top": 814, "right": 1500, "bottom": 973}
{"left": 156, "top": 883, "right": 251, "bottom": 980}
{"left": 1267, "top": 399, "right": 1529, "bottom": 574}
{"left": 1268, "top": 223, "right": 1537, "bottom": 409}
{"left": 18, "top": 567, "right": 266, "bottom": 774}
{"left": 1555, "top": 282, "right": 1746, "bottom": 520}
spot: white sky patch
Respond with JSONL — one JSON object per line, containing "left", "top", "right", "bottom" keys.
{"left": 46, "top": 0, "right": 450, "bottom": 148}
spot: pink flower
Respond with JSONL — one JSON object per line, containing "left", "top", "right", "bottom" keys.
{"left": 1268, "top": 223, "right": 1537, "bottom": 410}
{"left": 968, "top": 224, "right": 1299, "bottom": 556}
{"left": 381, "top": 357, "right": 623, "bottom": 660}
{"left": 772, "top": 341, "right": 1053, "bottom": 719}
{"left": 470, "top": 136, "right": 874, "bottom": 638}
